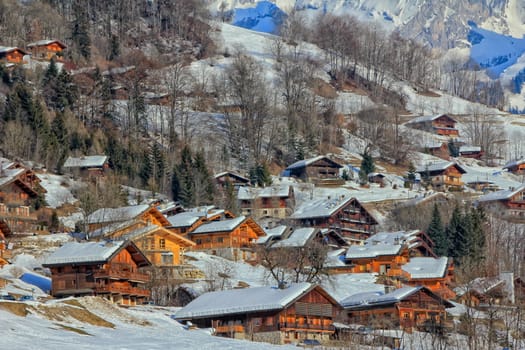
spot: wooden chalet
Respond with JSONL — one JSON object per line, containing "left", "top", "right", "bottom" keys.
{"left": 290, "top": 196, "right": 378, "bottom": 242}
{"left": 214, "top": 171, "right": 250, "bottom": 190}
{"left": 417, "top": 161, "right": 466, "bottom": 191}
{"left": 503, "top": 158, "right": 525, "bottom": 175}
{"left": 238, "top": 185, "right": 295, "bottom": 220}
{"left": 406, "top": 114, "right": 459, "bottom": 137}
{"left": 174, "top": 283, "right": 340, "bottom": 345}
{"left": 0, "top": 46, "right": 28, "bottom": 64}
{"left": 0, "top": 162, "right": 48, "bottom": 234}
{"left": 285, "top": 156, "right": 343, "bottom": 185}
{"left": 398, "top": 257, "right": 455, "bottom": 299}
{"left": 27, "top": 40, "right": 66, "bottom": 61}
{"left": 43, "top": 240, "right": 151, "bottom": 305}
{"left": 341, "top": 286, "right": 454, "bottom": 331}
{"left": 477, "top": 184, "right": 525, "bottom": 221}
{"left": 458, "top": 146, "right": 484, "bottom": 159}
{"left": 457, "top": 272, "right": 524, "bottom": 307}
{"left": 424, "top": 142, "right": 450, "bottom": 160}
{"left": 86, "top": 204, "right": 170, "bottom": 232}
{"left": 344, "top": 237, "right": 410, "bottom": 275}
{"left": 270, "top": 227, "right": 320, "bottom": 249}
{"left": 63, "top": 155, "right": 109, "bottom": 179}
{"left": 367, "top": 173, "right": 386, "bottom": 187}
{"left": 166, "top": 206, "right": 235, "bottom": 236}
{"left": 188, "top": 215, "right": 265, "bottom": 261}
{"left": 91, "top": 220, "right": 195, "bottom": 267}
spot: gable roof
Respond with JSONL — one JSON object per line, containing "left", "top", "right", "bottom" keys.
{"left": 257, "top": 225, "right": 290, "bottom": 244}
{"left": 401, "top": 257, "right": 449, "bottom": 279}
{"left": 341, "top": 286, "right": 453, "bottom": 309}
{"left": 406, "top": 114, "right": 457, "bottom": 124}
{"left": 190, "top": 216, "right": 264, "bottom": 237}
{"left": 291, "top": 196, "right": 374, "bottom": 223}
{"left": 286, "top": 155, "right": 343, "bottom": 171}
{"left": 175, "top": 283, "right": 335, "bottom": 320}
{"left": 0, "top": 46, "right": 27, "bottom": 55}
{"left": 503, "top": 158, "right": 525, "bottom": 169}
{"left": 87, "top": 205, "right": 169, "bottom": 226}
{"left": 120, "top": 224, "right": 195, "bottom": 248}
{"left": 345, "top": 241, "right": 403, "bottom": 259}
{"left": 27, "top": 39, "right": 66, "bottom": 48}
{"left": 237, "top": 185, "right": 292, "bottom": 200}
{"left": 43, "top": 240, "right": 150, "bottom": 267}
{"left": 63, "top": 155, "right": 108, "bottom": 168}
{"left": 0, "top": 167, "right": 42, "bottom": 196}
{"left": 416, "top": 161, "right": 466, "bottom": 174}
{"left": 477, "top": 184, "right": 525, "bottom": 203}
{"left": 214, "top": 171, "right": 250, "bottom": 183}
{"left": 459, "top": 146, "right": 482, "bottom": 153}
{"left": 272, "top": 227, "right": 318, "bottom": 248}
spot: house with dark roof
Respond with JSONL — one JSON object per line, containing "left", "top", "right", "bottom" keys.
{"left": 187, "top": 215, "right": 265, "bottom": 261}
{"left": 458, "top": 146, "right": 484, "bottom": 159}
{"left": 285, "top": 155, "right": 343, "bottom": 185}
{"left": 174, "top": 283, "right": 340, "bottom": 345}
{"left": 406, "top": 114, "right": 459, "bottom": 137}
{"left": 476, "top": 184, "right": 525, "bottom": 221}
{"left": 341, "top": 286, "right": 453, "bottom": 331}
{"left": 166, "top": 206, "right": 235, "bottom": 236}
{"left": 290, "top": 196, "right": 378, "bottom": 242}
{"left": 238, "top": 185, "right": 295, "bottom": 220}
{"left": 43, "top": 240, "right": 151, "bottom": 305}
{"left": 503, "top": 158, "right": 525, "bottom": 175}
{"left": 214, "top": 171, "right": 250, "bottom": 190}
{"left": 27, "top": 39, "right": 66, "bottom": 61}
{"left": 417, "top": 161, "right": 466, "bottom": 191}
{"left": 63, "top": 155, "right": 109, "bottom": 179}
{"left": 423, "top": 142, "right": 450, "bottom": 160}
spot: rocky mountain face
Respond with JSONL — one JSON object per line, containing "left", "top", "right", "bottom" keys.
{"left": 211, "top": 0, "right": 525, "bottom": 48}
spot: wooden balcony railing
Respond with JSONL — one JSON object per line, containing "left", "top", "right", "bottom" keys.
{"left": 279, "top": 322, "right": 335, "bottom": 332}
{"left": 96, "top": 284, "right": 150, "bottom": 297}
{"left": 214, "top": 325, "right": 245, "bottom": 334}
{"left": 94, "top": 269, "right": 150, "bottom": 283}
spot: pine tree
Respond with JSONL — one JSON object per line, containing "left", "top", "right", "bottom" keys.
{"left": 406, "top": 162, "right": 416, "bottom": 188}
{"left": 359, "top": 151, "right": 374, "bottom": 184}
{"left": 250, "top": 163, "right": 272, "bottom": 187}
{"left": 193, "top": 151, "right": 214, "bottom": 205}
{"left": 427, "top": 204, "right": 448, "bottom": 256}
{"left": 72, "top": 1, "right": 91, "bottom": 60}
{"left": 139, "top": 149, "right": 152, "bottom": 186}
{"left": 177, "top": 145, "right": 195, "bottom": 206}
{"left": 466, "top": 205, "right": 486, "bottom": 264}
{"left": 171, "top": 167, "right": 181, "bottom": 201}
{"left": 446, "top": 205, "right": 468, "bottom": 259}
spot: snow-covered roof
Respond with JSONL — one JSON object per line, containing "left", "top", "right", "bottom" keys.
{"left": 459, "top": 146, "right": 481, "bottom": 153}
{"left": 503, "top": 158, "right": 525, "bottom": 169}
{"left": 43, "top": 241, "right": 126, "bottom": 266}
{"left": 214, "top": 171, "right": 250, "bottom": 182}
{"left": 416, "top": 161, "right": 465, "bottom": 174}
{"left": 167, "top": 212, "right": 203, "bottom": 227}
{"left": 272, "top": 227, "right": 317, "bottom": 248}
{"left": 341, "top": 287, "right": 422, "bottom": 308}
{"left": 0, "top": 46, "right": 26, "bottom": 54}
{"left": 477, "top": 184, "right": 525, "bottom": 202}
{"left": 88, "top": 219, "right": 138, "bottom": 238}
{"left": 87, "top": 204, "right": 150, "bottom": 224}
{"left": 237, "top": 185, "right": 291, "bottom": 200}
{"left": 63, "top": 155, "right": 108, "bottom": 168}
{"left": 406, "top": 114, "right": 456, "bottom": 124}
{"left": 345, "top": 241, "right": 402, "bottom": 259}
{"left": 257, "top": 225, "right": 289, "bottom": 244}
{"left": 27, "top": 39, "right": 66, "bottom": 48}
{"left": 191, "top": 216, "right": 247, "bottom": 234}
{"left": 175, "top": 283, "right": 316, "bottom": 319}
{"left": 291, "top": 195, "right": 355, "bottom": 219}
{"left": 424, "top": 142, "right": 445, "bottom": 149}
{"left": 401, "top": 257, "right": 449, "bottom": 279}
{"left": 286, "top": 155, "right": 342, "bottom": 170}
{"left": 0, "top": 168, "right": 25, "bottom": 188}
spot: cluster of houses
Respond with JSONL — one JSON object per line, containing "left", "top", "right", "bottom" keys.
{"left": 0, "top": 40, "right": 66, "bottom": 67}
{"left": 1, "top": 143, "right": 525, "bottom": 345}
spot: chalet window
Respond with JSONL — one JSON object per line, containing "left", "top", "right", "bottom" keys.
{"left": 181, "top": 228, "right": 187, "bottom": 234}
{"left": 159, "top": 239, "right": 166, "bottom": 249}
{"left": 265, "top": 316, "right": 274, "bottom": 325}
{"left": 240, "top": 226, "right": 247, "bottom": 234}
{"left": 403, "top": 312, "right": 410, "bottom": 319}
{"left": 205, "top": 238, "right": 211, "bottom": 243}
{"left": 161, "top": 253, "right": 173, "bottom": 265}
{"left": 217, "top": 237, "right": 224, "bottom": 243}
{"left": 196, "top": 239, "right": 202, "bottom": 245}
{"left": 252, "top": 317, "right": 262, "bottom": 326}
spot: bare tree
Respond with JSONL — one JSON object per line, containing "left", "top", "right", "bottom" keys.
{"left": 462, "top": 107, "right": 506, "bottom": 164}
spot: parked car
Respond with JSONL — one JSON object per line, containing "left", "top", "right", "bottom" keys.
{"left": 0, "top": 294, "right": 16, "bottom": 301}
{"left": 18, "top": 295, "right": 34, "bottom": 301}
{"left": 297, "top": 339, "right": 321, "bottom": 348}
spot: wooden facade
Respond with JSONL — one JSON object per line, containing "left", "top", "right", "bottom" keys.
{"left": 214, "top": 171, "right": 250, "bottom": 190}
{"left": 27, "top": 40, "right": 66, "bottom": 61}
{"left": 188, "top": 216, "right": 265, "bottom": 262}
{"left": 418, "top": 163, "right": 465, "bottom": 191}
{"left": 344, "top": 287, "right": 453, "bottom": 332}
{"left": 0, "top": 47, "right": 28, "bottom": 64}
{"left": 424, "top": 143, "right": 450, "bottom": 160}
{"left": 293, "top": 197, "right": 378, "bottom": 242}
{"left": 87, "top": 205, "right": 170, "bottom": 232}
{"left": 238, "top": 186, "right": 295, "bottom": 220}
{"left": 286, "top": 156, "right": 343, "bottom": 183}
{"left": 346, "top": 247, "right": 410, "bottom": 275}
{"left": 43, "top": 241, "right": 151, "bottom": 305}
{"left": 477, "top": 185, "right": 525, "bottom": 222}
{"left": 178, "top": 285, "right": 339, "bottom": 345}
{"left": 503, "top": 159, "right": 525, "bottom": 175}
{"left": 407, "top": 114, "right": 459, "bottom": 137}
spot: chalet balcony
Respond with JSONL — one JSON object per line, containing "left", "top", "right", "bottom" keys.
{"left": 279, "top": 322, "right": 335, "bottom": 333}
{"left": 214, "top": 325, "right": 245, "bottom": 334}
{"left": 96, "top": 284, "right": 150, "bottom": 297}
{"left": 94, "top": 268, "right": 150, "bottom": 283}
{"left": 506, "top": 202, "right": 525, "bottom": 210}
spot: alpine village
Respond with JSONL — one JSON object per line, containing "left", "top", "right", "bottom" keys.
{"left": 0, "top": 1, "right": 525, "bottom": 349}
